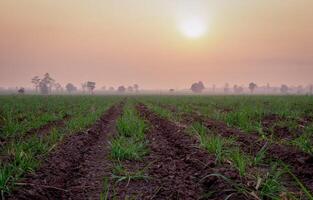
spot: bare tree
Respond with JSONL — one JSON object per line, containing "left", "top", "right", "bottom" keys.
{"left": 31, "top": 76, "right": 41, "bottom": 92}
{"left": 248, "top": 82, "right": 257, "bottom": 93}
{"left": 191, "top": 81, "right": 205, "bottom": 93}
{"left": 66, "top": 83, "right": 77, "bottom": 93}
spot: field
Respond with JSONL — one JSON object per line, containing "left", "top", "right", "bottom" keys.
{"left": 0, "top": 95, "right": 313, "bottom": 199}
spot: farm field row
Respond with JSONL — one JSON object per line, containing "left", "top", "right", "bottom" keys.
{"left": 0, "top": 95, "right": 312, "bottom": 199}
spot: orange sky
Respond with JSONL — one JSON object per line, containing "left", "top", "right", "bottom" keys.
{"left": 0, "top": 0, "right": 313, "bottom": 89}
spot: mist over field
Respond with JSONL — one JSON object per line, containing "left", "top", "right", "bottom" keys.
{"left": 0, "top": 0, "right": 313, "bottom": 93}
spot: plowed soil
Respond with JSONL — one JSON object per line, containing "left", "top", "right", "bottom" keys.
{"left": 8, "top": 102, "right": 124, "bottom": 200}
{"left": 180, "top": 110, "right": 313, "bottom": 193}
{"left": 109, "top": 103, "right": 250, "bottom": 200}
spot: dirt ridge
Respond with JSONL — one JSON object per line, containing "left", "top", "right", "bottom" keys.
{"left": 9, "top": 102, "right": 124, "bottom": 200}
{"left": 129, "top": 103, "right": 250, "bottom": 200}
{"left": 181, "top": 111, "right": 313, "bottom": 193}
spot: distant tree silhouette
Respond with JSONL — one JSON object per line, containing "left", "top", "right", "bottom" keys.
{"left": 54, "top": 83, "right": 63, "bottom": 92}
{"left": 127, "top": 86, "right": 134, "bottom": 92}
{"left": 39, "top": 81, "right": 49, "bottom": 95}
{"left": 224, "top": 83, "right": 230, "bottom": 93}
{"left": 81, "top": 82, "right": 88, "bottom": 93}
{"left": 266, "top": 83, "right": 271, "bottom": 92}
{"left": 117, "top": 86, "right": 126, "bottom": 92}
{"left": 101, "top": 86, "right": 106, "bottom": 91}
{"left": 86, "top": 81, "right": 96, "bottom": 94}
{"left": 191, "top": 81, "right": 205, "bottom": 93}
{"left": 109, "top": 86, "right": 115, "bottom": 91}
{"left": 169, "top": 89, "right": 175, "bottom": 92}
{"left": 233, "top": 85, "right": 243, "bottom": 94}
{"left": 31, "top": 76, "right": 41, "bottom": 92}
{"left": 66, "top": 83, "right": 77, "bottom": 93}
{"left": 280, "top": 84, "right": 289, "bottom": 94}
{"left": 133, "top": 84, "right": 139, "bottom": 92}
{"left": 248, "top": 82, "right": 257, "bottom": 93}
{"left": 41, "top": 73, "right": 55, "bottom": 93}
{"left": 18, "top": 87, "right": 25, "bottom": 94}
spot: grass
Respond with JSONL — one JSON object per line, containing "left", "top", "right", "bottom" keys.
{"left": 110, "top": 102, "right": 148, "bottom": 161}
{"left": 0, "top": 95, "right": 121, "bottom": 196}
{"left": 112, "top": 163, "right": 149, "bottom": 185}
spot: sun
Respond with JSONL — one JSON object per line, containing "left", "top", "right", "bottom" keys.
{"left": 179, "top": 17, "right": 207, "bottom": 38}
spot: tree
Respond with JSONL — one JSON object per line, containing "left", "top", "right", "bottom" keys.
{"left": 86, "top": 81, "right": 96, "bottom": 94}
{"left": 18, "top": 87, "right": 25, "bottom": 94}
{"left": 31, "top": 76, "right": 41, "bottom": 92}
{"left": 233, "top": 85, "right": 243, "bottom": 94}
{"left": 280, "top": 84, "right": 289, "bottom": 94}
{"left": 224, "top": 83, "right": 230, "bottom": 93}
{"left": 127, "top": 86, "right": 134, "bottom": 92}
{"left": 39, "top": 81, "right": 49, "bottom": 95}
{"left": 81, "top": 82, "right": 88, "bottom": 93}
{"left": 117, "top": 86, "right": 126, "bottom": 92}
{"left": 133, "top": 84, "right": 139, "bottom": 92}
{"left": 66, "top": 83, "right": 77, "bottom": 93}
{"left": 54, "top": 83, "right": 63, "bottom": 92}
{"left": 109, "top": 86, "right": 115, "bottom": 91}
{"left": 101, "top": 86, "right": 106, "bottom": 91}
{"left": 41, "top": 73, "right": 55, "bottom": 93}
{"left": 169, "top": 89, "right": 175, "bottom": 92}
{"left": 248, "top": 82, "right": 257, "bottom": 93}
{"left": 190, "top": 81, "right": 205, "bottom": 93}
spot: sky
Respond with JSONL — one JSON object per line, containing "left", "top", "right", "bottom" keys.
{"left": 0, "top": 0, "right": 312, "bottom": 90}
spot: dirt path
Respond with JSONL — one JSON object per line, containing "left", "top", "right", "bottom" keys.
{"left": 9, "top": 102, "right": 124, "bottom": 200}
{"left": 116, "top": 104, "right": 249, "bottom": 200}
{"left": 180, "top": 111, "right": 313, "bottom": 193}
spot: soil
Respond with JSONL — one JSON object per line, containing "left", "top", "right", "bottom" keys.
{"left": 110, "top": 103, "right": 251, "bottom": 200}
{"left": 179, "top": 110, "right": 313, "bottom": 193}
{"left": 0, "top": 115, "right": 72, "bottom": 163}
{"left": 8, "top": 102, "right": 124, "bottom": 200}
{"left": 261, "top": 114, "right": 298, "bottom": 140}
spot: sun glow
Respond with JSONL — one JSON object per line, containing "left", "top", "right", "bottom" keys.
{"left": 179, "top": 17, "right": 208, "bottom": 38}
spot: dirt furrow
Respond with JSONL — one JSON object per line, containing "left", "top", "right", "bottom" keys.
{"left": 126, "top": 104, "right": 250, "bottom": 200}
{"left": 9, "top": 102, "right": 124, "bottom": 200}
{"left": 181, "top": 111, "right": 313, "bottom": 193}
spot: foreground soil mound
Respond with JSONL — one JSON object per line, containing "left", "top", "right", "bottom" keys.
{"left": 9, "top": 103, "right": 123, "bottom": 200}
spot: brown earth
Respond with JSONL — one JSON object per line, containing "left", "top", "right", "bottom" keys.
{"left": 111, "top": 103, "right": 251, "bottom": 200}
{"left": 8, "top": 102, "right": 124, "bottom": 200}
{"left": 179, "top": 110, "right": 313, "bottom": 194}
